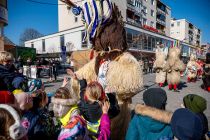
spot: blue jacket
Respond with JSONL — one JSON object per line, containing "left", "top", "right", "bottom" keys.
{"left": 126, "top": 114, "right": 173, "bottom": 140}
{"left": 24, "top": 107, "right": 60, "bottom": 140}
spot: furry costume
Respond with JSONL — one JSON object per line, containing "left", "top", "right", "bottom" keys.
{"left": 186, "top": 54, "right": 200, "bottom": 82}
{"left": 202, "top": 52, "right": 210, "bottom": 92}
{"left": 153, "top": 44, "right": 167, "bottom": 87}
{"left": 166, "top": 46, "right": 185, "bottom": 91}
{"left": 60, "top": 2, "right": 144, "bottom": 139}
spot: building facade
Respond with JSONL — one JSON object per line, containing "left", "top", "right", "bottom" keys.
{"left": 25, "top": 0, "right": 200, "bottom": 59}
{"left": 170, "top": 19, "right": 201, "bottom": 47}
{"left": 0, "top": 0, "right": 8, "bottom": 51}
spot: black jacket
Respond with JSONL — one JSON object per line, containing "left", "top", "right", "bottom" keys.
{"left": 0, "top": 64, "right": 20, "bottom": 91}
{"left": 78, "top": 79, "right": 102, "bottom": 123}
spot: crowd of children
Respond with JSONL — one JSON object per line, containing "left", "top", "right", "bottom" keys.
{"left": 0, "top": 51, "right": 209, "bottom": 140}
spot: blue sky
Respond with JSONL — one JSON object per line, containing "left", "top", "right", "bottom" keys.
{"left": 4, "top": 0, "right": 210, "bottom": 45}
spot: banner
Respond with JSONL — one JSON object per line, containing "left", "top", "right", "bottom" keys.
{"left": 61, "top": 46, "right": 67, "bottom": 63}
{"left": 30, "top": 66, "right": 37, "bottom": 79}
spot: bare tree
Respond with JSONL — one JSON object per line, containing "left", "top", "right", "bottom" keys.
{"left": 19, "top": 28, "right": 43, "bottom": 46}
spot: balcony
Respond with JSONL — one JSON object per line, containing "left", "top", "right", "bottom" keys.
{"left": 127, "top": 0, "right": 135, "bottom": 12}
{"left": 157, "top": 0, "right": 167, "bottom": 13}
{"left": 127, "top": 18, "right": 141, "bottom": 27}
{"left": 156, "top": 18, "right": 166, "bottom": 26}
{"left": 157, "top": 8, "right": 166, "bottom": 16}
{"left": 189, "top": 23, "right": 194, "bottom": 30}
{"left": 188, "top": 30, "right": 193, "bottom": 36}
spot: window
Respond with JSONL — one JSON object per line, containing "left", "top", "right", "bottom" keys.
{"left": 127, "top": 32, "right": 133, "bottom": 43}
{"left": 31, "top": 43, "right": 34, "bottom": 48}
{"left": 151, "top": 0, "right": 154, "bottom": 5}
{"left": 144, "top": 0, "right": 147, "bottom": 2}
{"left": 151, "top": 10, "right": 154, "bottom": 17}
{"left": 82, "top": 31, "right": 87, "bottom": 48}
{"left": 143, "top": 6, "right": 147, "bottom": 14}
{"left": 177, "top": 21, "right": 180, "bottom": 26}
{"left": 143, "top": 18, "right": 147, "bottom": 25}
{"left": 60, "top": 35, "right": 65, "bottom": 47}
{"left": 171, "top": 23, "right": 174, "bottom": 27}
{"left": 42, "top": 39, "right": 45, "bottom": 52}
{"left": 135, "top": 1, "right": 139, "bottom": 7}
{"left": 75, "top": 17, "right": 78, "bottom": 22}
{"left": 150, "top": 21, "right": 154, "bottom": 27}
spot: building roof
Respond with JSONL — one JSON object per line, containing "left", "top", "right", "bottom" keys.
{"left": 4, "top": 36, "right": 16, "bottom": 46}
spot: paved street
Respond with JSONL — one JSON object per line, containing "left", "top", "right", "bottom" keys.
{"left": 43, "top": 73, "right": 210, "bottom": 127}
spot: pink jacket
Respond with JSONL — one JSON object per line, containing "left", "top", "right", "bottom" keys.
{"left": 98, "top": 114, "right": 111, "bottom": 140}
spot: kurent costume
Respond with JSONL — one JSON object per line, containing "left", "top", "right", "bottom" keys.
{"left": 61, "top": 0, "right": 143, "bottom": 139}
{"left": 202, "top": 52, "right": 210, "bottom": 92}
{"left": 186, "top": 54, "right": 200, "bottom": 82}
{"left": 165, "top": 44, "right": 185, "bottom": 91}
{"left": 153, "top": 43, "right": 168, "bottom": 87}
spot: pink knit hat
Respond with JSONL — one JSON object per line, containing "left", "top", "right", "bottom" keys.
{"left": 13, "top": 90, "right": 33, "bottom": 111}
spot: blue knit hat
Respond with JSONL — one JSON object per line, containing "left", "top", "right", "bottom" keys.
{"left": 28, "top": 79, "right": 43, "bottom": 93}
{"left": 12, "top": 76, "right": 28, "bottom": 92}
{"left": 171, "top": 108, "right": 203, "bottom": 140}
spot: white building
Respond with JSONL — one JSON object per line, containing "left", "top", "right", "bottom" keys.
{"left": 170, "top": 19, "right": 201, "bottom": 47}
{"left": 25, "top": 0, "right": 199, "bottom": 59}
{"left": 58, "top": 0, "right": 171, "bottom": 36}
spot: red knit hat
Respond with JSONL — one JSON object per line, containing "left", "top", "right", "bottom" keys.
{"left": 0, "top": 91, "right": 15, "bottom": 104}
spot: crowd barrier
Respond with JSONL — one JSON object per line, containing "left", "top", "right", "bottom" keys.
{"left": 23, "top": 65, "right": 51, "bottom": 79}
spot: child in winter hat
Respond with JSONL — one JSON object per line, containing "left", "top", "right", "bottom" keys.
{"left": 23, "top": 89, "right": 58, "bottom": 140}
{"left": 12, "top": 77, "right": 33, "bottom": 111}
{"left": 126, "top": 88, "right": 173, "bottom": 140}
{"left": 171, "top": 108, "right": 204, "bottom": 140}
{"left": 0, "top": 91, "right": 15, "bottom": 104}
{"left": 0, "top": 104, "right": 29, "bottom": 140}
{"left": 51, "top": 87, "right": 79, "bottom": 127}
{"left": 28, "top": 79, "right": 43, "bottom": 93}
{"left": 182, "top": 94, "right": 208, "bottom": 138}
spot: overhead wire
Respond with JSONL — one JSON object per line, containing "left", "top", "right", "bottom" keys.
{"left": 25, "top": 0, "right": 84, "bottom": 6}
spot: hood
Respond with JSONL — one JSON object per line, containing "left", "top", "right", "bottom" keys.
{"left": 135, "top": 104, "right": 172, "bottom": 124}
{"left": 137, "top": 115, "right": 169, "bottom": 132}
{"left": 78, "top": 100, "right": 102, "bottom": 123}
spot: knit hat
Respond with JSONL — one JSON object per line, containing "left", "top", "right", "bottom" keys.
{"left": 143, "top": 88, "right": 167, "bottom": 109}
{"left": 12, "top": 76, "right": 28, "bottom": 92}
{"left": 0, "top": 91, "right": 15, "bottom": 104}
{"left": 13, "top": 90, "right": 33, "bottom": 111}
{"left": 171, "top": 108, "right": 203, "bottom": 140}
{"left": 28, "top": 79, "right": 43, "bottom": 93}
{"left": 183, "top": 94, "right": 207, "bottom": 113}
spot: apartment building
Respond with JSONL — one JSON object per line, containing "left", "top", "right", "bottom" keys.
{"left": 25, "top": 0, "right": 198, "bottom": 59}
{"left": 0, "top": 0, "right": 8, "bottom": 51}
{"left": 170, "top": 19, "right": 201, "bottom": 47}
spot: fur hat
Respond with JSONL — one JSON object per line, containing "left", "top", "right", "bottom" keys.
{"left": 183, "top": 94, "right": 206, "bottom": 113}
{"left": 143, "top": 88, "right": 167, "bottom": 109}
{"left": 171, "top": 108, "right": 203, "bottom": 140}
{"left": 0, "top": 91, "right": 15, "bottom": 104}
{"left": 51, "top": 97, "right": 78, "bottom": 118}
